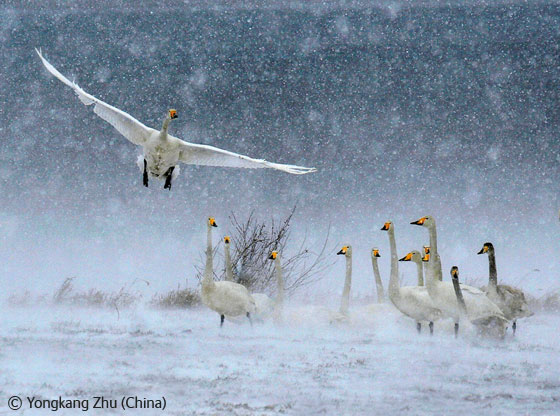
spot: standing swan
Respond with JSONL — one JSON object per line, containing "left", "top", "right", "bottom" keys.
{"left": 371, "top": 248, "right": 385, "bottom": 302}
{"left": 337, "top": 245, "right": 353, "bottom": 316}
{"left": 450, "top": 266, "right": 468, "bottom": 337}
{"left": 201, "top": 218, "right": 255, "bottom": 327}
{"left": 411, "top": 216, "right": 507, "bottom": 335}
{"left": 477, "top": 242, "right": 532, "bottom": 335}
{"left": 223, "top": 236, "right": 234, "bottom": 282}
{"left": 451, "top": 266, "right": 508, "bottom": 338}
{"left": 268, "top": 251, "right": 285, "bottom": 324}
{"left": 36, "top": 50, "right": 316, "bottom": 190}
{"left": 223, "top": 235, "right": 273, "bottom": 321}
{"left": 381, "top": 222, "right": 442, "bottom": 334}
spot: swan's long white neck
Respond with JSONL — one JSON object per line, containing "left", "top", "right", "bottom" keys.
{"left": 387, "top": 228, "right": 400, "bottom": 300}
{"left": 427, "top": 223, "right": 438, "bottom": 255}
{"left": 224, "top": 244, "right": 234, "bottom": 282}
{"left": 371, "top": 255, "right": 385, "bottom": 302}
{"left": 274, "top": 255, "right": 284, "bottom": 322}
{"left": 161, "top": 116, "right": 171, "bottom": 138}
{"left": 413, "top": 258, "right": 424, "bottom": 286}
{"left": 426, "top": 222, "right": 443, "bottom": 282}
{"left": 203, "top": 224, "right": 215, "bottom": 287}
{"left": 340, "top": 252, "right": 352, "bottom": 315}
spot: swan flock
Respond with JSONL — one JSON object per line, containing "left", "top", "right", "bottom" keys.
{"left": 200, "top": 215, "right": 531, "bottom": 339}
{"left": 36, "top": 49, "right": 316, "bottom": 190}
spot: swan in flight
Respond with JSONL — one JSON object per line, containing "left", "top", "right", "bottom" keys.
{"left": 477, "top": 242, "right": 532, "bottom": 335}
{"left": 411, "top": 216, "right": 507, "bottom": 335}
{"left": 201, "top": 218, "right": 255, "bottom": 327}
{"left": 381, "top": 222, "right": 442, "bottom": 334}
{"left": 370, "top": 248, "right": 385, "bottom": 302}
{"left": 450, "top": 266, "right": 507, "bottom": 338}
{"left": 36, "top": 49, "right": 317, "bottom": 189}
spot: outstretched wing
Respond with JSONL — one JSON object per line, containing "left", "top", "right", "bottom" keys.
{"left": 36, "top": 48, "right": 157, "bottom": 146}
{"left": 177, "top": 140, "right": 317, "bottom": 174}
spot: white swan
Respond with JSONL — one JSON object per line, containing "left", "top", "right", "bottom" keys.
{"left": 477, "top": 242, "right": 532, "bottom": 334}
{"left": 200, "top": 218, "right": 255, "bottom": 326}
{"left": 411, "top": 216, "right": 507, "bottom": 333}
{"left": 223, "top": 236, "right": 234, "bottom": 282}
{"left": 381, "top": 222, "right": 442, "bottom": 334}
{"left": 223, "top": 235, "right": 274, "bottom": 321}
{"left": 268, "top": 251, "right": 285, "bottom": 324}
{"left": 337, "top": 245, "right": 353, "bottom": 317}
{"left": 36, "top": 49, "right": 316, "bottom": 190}
{"left": 371, "top": 248, "right": 385, "bottom": 302}
{"left": 451, "top": 266, "right": 508, "bottom": 338}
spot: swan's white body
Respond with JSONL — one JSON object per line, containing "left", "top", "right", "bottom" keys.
{"left": 382, "top": 223, "right": 442, "bottom": 325}
{"left": 201, "top": 220, "right": 255, "bottom": 323}
{"left": 36, "top": 49, "right": 316, "bottom": 185}
{"left": 411, "top": 217, "right": 507, "bottom": 328}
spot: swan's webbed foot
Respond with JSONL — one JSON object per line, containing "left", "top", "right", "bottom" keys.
{"left": 163, "top": 166, "right": 175, "bottom": 190}
{"left": 429, "top": 321, "right": 434, "bottom": 335}
{"left": 454, "top": 322, "right": 459, "bottom": 338}
{"left": 416, "top": 322, "right": 421, "bottom": 334}
{"left": 512, "top": 320, "right": 517, "bottom": 335}
{"left": 143, "top": 159, "right": 149, "bottom": 187}
{"left": 220, "top": 314, "right": 225, "bottom": 327}
{"left": 246, "top": 312, "right": 253, "bottom": 327}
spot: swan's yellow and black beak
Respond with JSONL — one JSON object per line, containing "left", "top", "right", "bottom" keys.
{"left": 399, "top": 252, "right": 413, "bottom": 262}
{"left": 224, "top": 236, "right": 230, "bottom": 244}
{"left": 269, "top": 251, "right": 277, "bottom": 260}
{"left": 423, "top": 246, "right": 430, "bottom": 254}
{"left": 337, "top": 246, "right": 348, "bottom": 255}
{"left": 477, "top": 245, "right": 488, "bottom": 255}
{"left": 450, "top": 266, "right": 459, "bottom": 278}
{"left": 372, "top": 248, "right": 380, "bottom": 258}
{"left": 208, "top": 217, "right": 218, "bottom": 227}
{"left": 169, "top": 109, "right": 178, "bottom": 119}
{"left": 380, "top": 222, "right": 391, "bottom": 231}
{"left": 422, "top": 253, "right": 430, "bottom": 262}
{"left": 411, "top": 217, "right": 426, "bottom": 226}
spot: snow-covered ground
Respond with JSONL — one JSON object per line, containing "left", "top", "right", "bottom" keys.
{"left": 1, "top": 305, "right": 559, "bottom": 415}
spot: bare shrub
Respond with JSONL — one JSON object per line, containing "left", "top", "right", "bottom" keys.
{"left": 197, "top": 206, "right": 333, "bottom": 296}
{"left": 151, "top": 283, "right": 201, "bottom": 309}
{"left": 52, "top": 277, "right": 140, "bottom": 314}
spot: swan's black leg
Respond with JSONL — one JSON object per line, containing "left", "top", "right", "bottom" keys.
{"left": 429, "top": 321, "right": 434, "bottom": 335}
{"left": 143, "top": 159, "right": 149, "bottom": 187}
{"left": 246, "top": 312, "right": 253, "bottom": 327}
{"left": 454, "top": 322, "right": 459, "bottom": 338}
{"left": 416, "top": 322, "right": 421, "bottom": 334}
{"left": 512, "top": 320, "right": 517, "bottom": 335}
{"left": 163, "top": 166, "right": 175, "bottom": 190}
{"left": 220, "top": 314, "right": 225, "bottom": 327}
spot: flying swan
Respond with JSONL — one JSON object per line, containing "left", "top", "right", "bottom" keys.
{"left": 36, "top": 49, "right": 317, "bottom": 189}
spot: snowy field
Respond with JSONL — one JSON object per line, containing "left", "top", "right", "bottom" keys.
{"left": 1, "top": 305, "right": 559, "bottom": 415}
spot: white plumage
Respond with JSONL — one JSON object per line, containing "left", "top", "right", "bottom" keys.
{"left": 200, "top": 218, "right": 255, "bottom": 326}
{"left": 36, "top": 49, "right": 316, "bottom": 189}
